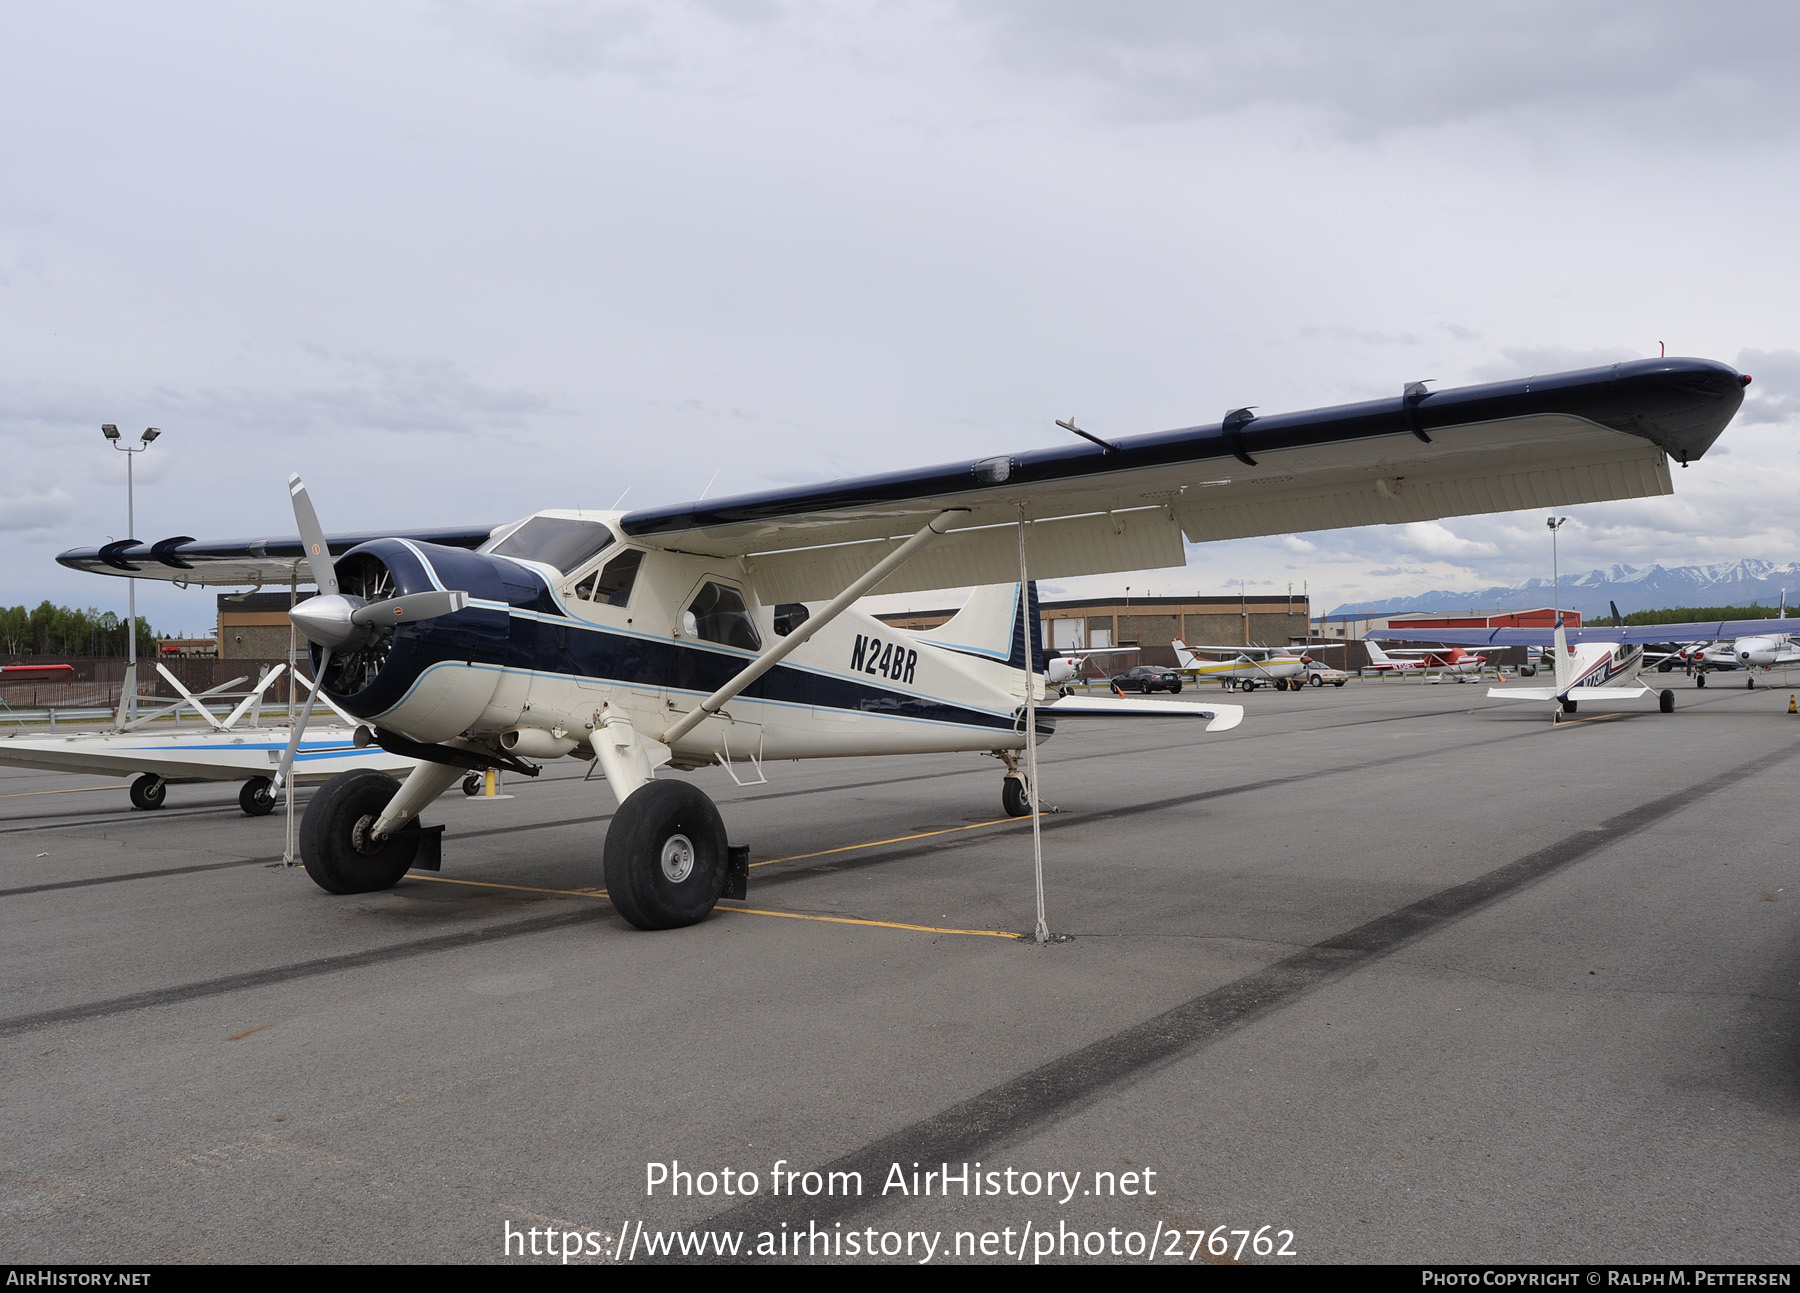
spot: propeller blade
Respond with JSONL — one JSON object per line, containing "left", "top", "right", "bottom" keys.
{"left": 349, "top": 590, "right": 468, "bottom": 626}
{"left": 288, "top": 474, "right": 338, "bottom": 596}
{"left": 273, "top": 648, "right": 332, "bottom": 795}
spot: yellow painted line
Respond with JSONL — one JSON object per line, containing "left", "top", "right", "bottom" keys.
{"left": 1548, "top": 712, "right": 1627, "bottom": 730}
{"left": 407, "top": 873, "right": 608, "bottom": 898}
{"left": 400, "top": 871, "right": 1018, "bottom": 939}
{"left": 714, "top": 904, "right": 1022, "bottom": 940}
{"left": 0, "top": 785, "right": 123, "bottom": 799}
{"left": 751, "top": 818, "right": 1012, "bottom": 868}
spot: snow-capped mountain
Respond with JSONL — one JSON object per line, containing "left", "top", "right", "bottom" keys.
{"left": 1330, "top": 559, "right": 1800, "bottom": 619}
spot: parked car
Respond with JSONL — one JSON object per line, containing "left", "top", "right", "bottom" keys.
{"left": 1304, "top": 662, "right": 1350, "bottom": 688}
{"left": 1110, "top": 665, "right": 1183, "bottom": 694}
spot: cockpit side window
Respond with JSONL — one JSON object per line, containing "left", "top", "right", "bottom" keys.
{"left": 683, "top": 582, "right": 761, "bottom": 652}
{"left": 487, "top": 517, "right": 615, "bottom": 574}
{"left": 574, "top": 548, "right": 643, "bottom": 607}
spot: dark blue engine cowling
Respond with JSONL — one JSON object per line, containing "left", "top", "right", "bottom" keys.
{"left": 316, "top": 538, "right": 550, "bottom": 724}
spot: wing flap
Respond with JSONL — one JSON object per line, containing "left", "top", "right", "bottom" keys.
{"left": 746, "top": 507, "right": 1186, "bottom": 604}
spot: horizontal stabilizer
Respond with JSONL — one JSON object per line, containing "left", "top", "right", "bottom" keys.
{"left": 1486, "top": 686, "right": 1653, "bottom": 705}
{"left": 1044, "top": 695, "right": 1243, "bottom": 731}
{"left": 1487, "top": 686, "right": 1562, "bottom": 701}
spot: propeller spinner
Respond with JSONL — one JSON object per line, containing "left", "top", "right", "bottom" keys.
{"left": 272, "top": 475, "right": 468, "bottom": 794}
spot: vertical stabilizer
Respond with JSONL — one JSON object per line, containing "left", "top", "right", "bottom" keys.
{"left": 1170, "top": 638, "right": 1200, "bottom": 669}
{"left": 1364, "top": 640, "right": 1394, "bottom": 666}
{"left": 1552, "top": 622, "right": 1575, "bottom": 695}
{"left": 911, "top": 582, "right": 1047, "bottom": 674}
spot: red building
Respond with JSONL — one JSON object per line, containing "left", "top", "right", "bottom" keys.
{"left": 1384, "top": 607, "right": 1582, "bottom": 631}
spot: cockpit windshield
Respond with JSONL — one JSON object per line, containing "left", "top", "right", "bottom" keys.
{"left": 486, "top": 517, "right": 615, "bottom": 574}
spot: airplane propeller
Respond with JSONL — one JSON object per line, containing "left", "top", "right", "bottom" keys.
{"left": 271, "top": 474, "right": 467, "bottom": 795}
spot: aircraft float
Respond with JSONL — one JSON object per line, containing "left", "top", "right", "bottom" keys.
{"left": 60, "top": 358, "right": 1749, "bottom": 928}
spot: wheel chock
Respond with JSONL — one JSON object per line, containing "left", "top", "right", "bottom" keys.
{"left": 724, "top": 844, "right": 749, "bottom": 900}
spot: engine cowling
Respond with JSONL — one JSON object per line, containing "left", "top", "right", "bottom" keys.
{"left": 312, "top": 539, "right": 544, "bottom": 744}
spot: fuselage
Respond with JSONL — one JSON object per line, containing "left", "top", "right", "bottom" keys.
{"left": 311, "top": 512, "right": 1043, "bottom": 770}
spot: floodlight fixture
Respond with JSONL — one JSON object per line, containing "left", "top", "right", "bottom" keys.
{"left": 101, "top": 423, "right": 120, "bottom": 441}
{"left": 140, "top": 427, "right": 160, "bottom": 444}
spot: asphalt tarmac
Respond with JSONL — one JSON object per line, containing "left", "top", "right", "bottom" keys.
{"left": 3, "top": 674, "right": 1797, "bottom": 1265}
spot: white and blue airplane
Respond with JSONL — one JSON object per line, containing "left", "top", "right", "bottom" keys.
{"left": 60, "top": 357, "right": 1749, "bottom": 928}
{"left": 0, "top": 664, "right": 417, "bottom": 814}
{"left": 1370, "top": 609, "right": 1800, "bottom": 718}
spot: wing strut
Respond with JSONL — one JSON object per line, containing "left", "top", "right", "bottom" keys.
{"left": 1018, "top": 518, "right": 1050, "bottom": 945}
{"left": 661, "top": 509, "right": 965, "bottom": 745}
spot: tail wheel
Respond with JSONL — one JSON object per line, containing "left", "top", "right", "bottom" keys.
{"left": 462, "top": 772, "right": 483, "bottom": 796}
{"left": 1696, "top": 673, "right": 1706, "bottom": 688}
{"left": 1561, "top": 699, "right": 1578, "bottom": 715}
{"left": 129, "top": 774, "right": 166, "bottom": 811}
{"left": 239, "top": 777, "right": 275, "bottom": 816}
{"left": 1001, "top": 775, "right": 1032, "bottom": 818}
{"left": 603, "top": 780, "right": 728, "bottom": 930}
{"left": 300, "top": 769, "right": 419, "bottom": 894}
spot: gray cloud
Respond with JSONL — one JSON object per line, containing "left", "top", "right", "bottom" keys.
{"left": 965, "top": 3, "right": 1800, "bottom": 143}
{"left": 1736, "top": 348, "right": 1800, "bottom": 426}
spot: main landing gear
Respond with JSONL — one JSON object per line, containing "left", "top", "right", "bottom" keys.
{"left": 1659, "top": 689, "right": 1676, "bottom": 713}
{"left": 129, "top": 773, "right": 166, "bottom": 811}
{"left": 604, "top": 781, "right": 730, "bottom": 930}
{"left": 300, "top": 769, "right": 421, "bottom": 894}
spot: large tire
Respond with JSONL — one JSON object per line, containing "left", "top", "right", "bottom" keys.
{"left": 239, "top": 777, "right": 275, "bottom": 817}
{"left": 300, "top": 769, "right": 419, "bottom": 895}
{"left": 1747, "top": 675, "right": 1756, "bottom": 690}
{"left": 1171, "top": 681, "right": 1182, "bottom": 694}
{"left": 603, "top": 780, "right": 728, "bottom": 930}
{"left": 1309, "top": 673, "right": 1323, "bottom": 687}
{"left": 1001, "top": 775, "right": 1032, "bottom": 818}
{"left": 1696, "top": 673, "right": 1706, "bottom": 688}
{"left": 1659, "top": 689, "right": 1675, "bottom": 714}
{"left": 129, "top": 773, "right": 166, "bottom": 811}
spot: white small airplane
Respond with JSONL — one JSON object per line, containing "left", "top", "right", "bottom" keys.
{"left": 1362, "top": 639, "right": 1488, "bottom": 681}
{"left": 1371, "top": 607, "right": 1800, "bottom": 719}
{"left": 0, "top": 664, "right": 417, "bottom": 813}
{"left": 1688, "top": 592, "right": 1800, "bottom": 685}
{"left": 1170, "top": 639, "right": 1309, "bottom": 691}
{"left": 60, "top": 357, "right": 1748, "bottom": 928}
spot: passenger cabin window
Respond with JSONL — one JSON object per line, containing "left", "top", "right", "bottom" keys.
{"left": 683, "top": 582, "right": 761, "bottom": 651}
{"left": 487, "top": 517, "right": 614, "bottom": 574}
{"left": 773, "top": 603, "right": 810, "bottom": 636}
{"left": 573, "top": 549, "right": 643, "bottom": 607}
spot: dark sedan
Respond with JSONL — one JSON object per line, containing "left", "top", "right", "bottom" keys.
{"left": 1109, "top": 665, "right": 1183, "bottom": 694}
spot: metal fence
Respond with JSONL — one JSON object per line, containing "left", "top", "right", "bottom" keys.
{"left": 0, "top": 656, "right": 300, "bottom": 711}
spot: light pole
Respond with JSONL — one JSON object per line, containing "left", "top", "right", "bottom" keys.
{"left": 1546, "top": 516, "right": 1568, "bottom": 630}
{"left": 102, "top": 424, "right": 160, "bottom": 722}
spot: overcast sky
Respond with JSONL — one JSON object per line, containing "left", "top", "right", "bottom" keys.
{"left": 4, "top": 2, "right": 1799, "bottom": 633}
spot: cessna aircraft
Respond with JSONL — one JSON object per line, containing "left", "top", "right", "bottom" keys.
{"left": 60, "top": 357, "right": 1748, "bottom": 929}
{"left": 1169, "top": 639, "right": 1309, "bottom": 691}
{"left": 1362, "top": 639, "right": 1488, "bottom": 680}
{"left": 1370, "top": 611, "right": 1800, "bottom": 718}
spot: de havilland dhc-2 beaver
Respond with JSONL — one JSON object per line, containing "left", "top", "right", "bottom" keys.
{"left": 59, "top": 358, "right": 1750, "bottom": 929}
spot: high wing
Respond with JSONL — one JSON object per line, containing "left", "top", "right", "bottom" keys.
{"left": 59, "top": 357, "right": 1745, "bottom": 600}
{"left": 1174, "top": 644, "right": 1303, "bottom": 658}
{"left": 56, "top": 525, "right": 500, "bottom": 587}
{"left": 613, "top": 358, "right": 1744, "bottom": 602}
{"left": 1369, "top": 616, "right": 1800, "bottom": 649}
